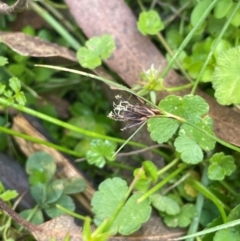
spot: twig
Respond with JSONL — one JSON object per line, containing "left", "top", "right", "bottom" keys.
{"left": 0, "top": 0, "right": 28, "bottom": 14}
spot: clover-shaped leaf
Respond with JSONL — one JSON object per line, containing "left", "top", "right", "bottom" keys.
{"left": 213, "top": 47, "right": 240, "bottom": 105}
{"left": 91, "top": 177, "right": 151, "bottom": 235}
{"left": 208, "top": 152, "right": 236, "bottom": 180}
{"left": 137, "top": 10, "right": 164, "bottom": 35}
{"left": 86, "top": 139, "right": 117, "bottom": 168}
{"left": 174, "top": 136, "right": 203, "bottom": 164}
{"left": 150, "top": 194, "right": 180, "bottom": 215}
{"left": 159, "top": 95, "right": 209, "bottom": 122}
{"left": 179, "top": 120, "right": 216, "bottom": 152}
{"left": 26, "top": 151, "right": 56, "bottom": 184}
{"left": 77, "top": 35, "right": 115, "bottom": 69}
{"left": 164, "top": 204, "right": 197, "bottom": 228}
{"left": 148, "top": 117, "right": 179, "bottom": 144}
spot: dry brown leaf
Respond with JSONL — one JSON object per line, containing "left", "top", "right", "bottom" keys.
{"left": 65, "top": 0, "right": 240, "bottom": 147}
{"left": 33, "top": 215, "right": 82, "bottom": 241}
{"left": 0, "top": 32, "right": 77, "bottom": 61}
{"left": 33, "top": 213, "right": 184, "bottom": 241}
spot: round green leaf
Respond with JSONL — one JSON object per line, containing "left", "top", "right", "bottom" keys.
{"left": 137, "top": 10, "right": 164, "bottom": 35}
{"left": 174, "top": 136, "right": 203, "bottom": 164}
{"left": 191, "top": 0, "right": 212, "bottom": 26}
{"left": 112, "top": 193, "right": 152, "bottom": 235}
{"left": 208, "top": 152, "right": 236, "bottom": 180}
{"left": 86, "top": 139, "right": 117, "bottom": 168}
{"left": 148, "top": 117, "right": 179, "bottom": 144}
{"left": 45, "top": 180, "right": 64, "bottom": 204}
{"left": 91, "top": 177, "right": 128, "bottom": 227}
{"left": 159, "top": 95, "right": 209, "bottom": 122}
{"left": 20, "top": 208, "right": 44, "bottom": 225}
{"left": 151, "top": 194, "right": 180, "bottom": 215}
{"left": 179, "top": 121, "right": 216, "bottom": 152}
{"left": 164, "top": 204, "right": 197, "bottom": 228}
{"left": 86, "top": 35, "right": 115, "bottom": 59}
{"left": 77, "top": 47, "right": 101, "bottom": 69}
{"left": 227, "top": 3, "right": 240, "bottom": 27}
{"left": 213, "top": 46, "right": 240, "bottom": 105}
{"left": 214, "top": 0, "right": 233, "bottom": 19}
{"left": 63, "top": 177, "right": 86, "bottom": 194}
{"left": 30, "top": 183, "right": 46, "bottom": 204}
{"left": 214, "top": 229, "right": 240, "bottom": 241}
{"left": 44, "top": 194, "right": 75, "bottom": 218}
{"left": 26, "top": 151, "right": 56, "bottom": 183}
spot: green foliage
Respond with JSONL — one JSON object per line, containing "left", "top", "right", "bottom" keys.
{"left": 174, "top": 136, "right": 203, "bottom": 164}
{"left": 77, "top": 35, "right": 115, "bottom": 69}
{"left": 86, "top": 139, "right": 117, "bottom": 168}
{"left": 0, "top": 182, "right": 18, "bottom": 202}
{"left": 148, "top": 118, "right": 179, "bottom": 144}
{"left": 213, "top": 46, "right": 240, "bottom": 105}
{"left": 20, "top": 209, "right": 44, "bottom": 225}
{"left": 133, "top": 65, "right": 164, "bottom": 103}
{"left": 213, "top": 229, "right": 240, "bottom": 241}
{"left": 213, "top": 204, "right": 240, "bottom": 240}
{"left": 159, "top": 95, "right": 209, "bottom": 122}
{"left": 137, "top": 10, "right": 164, "bottom": 35}
{"left": 148, "top": 94, "right": 215, "bottom": 163}
{"left": 164, "top": 204, "right": 197, "bottom": 227}
{"left": 208, "top": 152, "right": 236, "bottom": 180}
{"left": 142, "top": 161, "right": 158, "bottom": 183}
{"left": 214, "top": 0, "right": 233, "bottom": 19}
{"left": 150, "top": 194, "right": 180, "bottom": 215}
{"left": 22, "top": 151, "right": 86, "bottom": 221}
{"left": 91, "top": 177, "right": 151, "bottom": 235}
{"left": 0, "top": 56, "right": 8, "bottom": 66}
{"left": 0, "top": 56, "right": 26, "bottom": 106}
{"left": 191, "top": 0, "right": 212, "bottom": 26}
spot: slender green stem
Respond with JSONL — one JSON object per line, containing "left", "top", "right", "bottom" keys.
{"left": 0, "top": 98, "right": 147, "bottom": 149}
{"left": 43, "top": 0, "right": 67, "bottom": 9}
{"left": 41, "top": 1, "right": 86, "bottom": 43}
{"left": 161, "top": 0, "right": 218, "bottom": 78}
{"left": 165, "top": 83, "right": 193, "bottom": 92}
{"left": 191, "top": 0, "right": 240, "bottom": 94}
{"left": 112, "top": 121, "right": 147, "bottom": 157}
{"left": 18, "top": 204, "right": 40, "bottom": 232}
{"left": 156, "top": 32, "right": 193, "bottom": 83}
{"left": 56, "top": 204, "right": 87, "bottom": 221}
{"left": 92, "top": 168, "right": 144, "bottom": 236}
{"left": 186, "top": 166, "right": 208, "bottom": 241}
{"left": 138, "top": 163, "right": 188, "bottom": 203}
{"left": 29, "top": 2, "right": 81, "bottom": 50}
{"left": 36, "top": 64, "right": 160, "bottom": 109}
{"left": 0, "top": 125, "right": 85, "bottom": 157}
{"left": 137, "top": 0, "right": 146, "bottom": 11}
{"left": 108, "top": 161, "right": 134, "bottom": 171}
{"left": 190, "top": 178, "right": 229, "bottom": 223}
{"left": 173, "top": 219, "right": 240, "bottom": 240}
{"left": 157, "top": 157, "right": 179, "bottom": 176}
{"left": 221, "top": 181, "right": 240, "bottom": 197}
